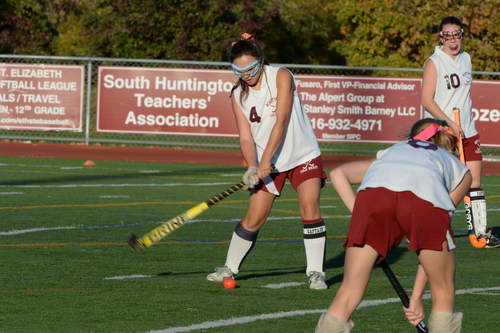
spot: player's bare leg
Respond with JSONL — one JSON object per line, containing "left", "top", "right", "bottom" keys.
{"left": 327, "top": 245, "right": 378, "bottom": 320}
{"left": 418, "top": 241, "right": 455, "bottom": 312}
{"left": 467, "top": 160, "right": 482, "bottom": 188}
{"left": 240, "top": 189, "right": 276, "bottom": 231}
{"left": 418, "top": 241, "right": 462, "bottom": 332}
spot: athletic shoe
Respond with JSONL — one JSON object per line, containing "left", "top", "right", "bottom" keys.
{"left": 206, "top": 266, "right": 235, "bottom": 282}
{"left": 308, "top": 271, "right": 328, "bottom": 290}
{"left": 485, "top": 230, "right": 500, "bottom": 248}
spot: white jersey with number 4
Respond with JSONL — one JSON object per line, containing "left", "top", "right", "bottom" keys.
{"left": 358, "top": 140, "right": 469, "bottom": 211}
{"left": 424, "top": 46, "right": 477, "bottom": 138}
{"left": 232, "top": 65, "right": 320, "bottom": 172}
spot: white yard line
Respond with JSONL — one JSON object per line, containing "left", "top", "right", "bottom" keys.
{"left": 104, "top": 275, "right": 152, "bottom": 280}
{"left": 484, "top": 156, "right": 500, "bottom": 162}
{"left": 0, "top": 216, "right": 346, "bottom": 236}
{"left": 0, "top": 226, "right": 77, "bottom": 235}
{"left": 262, "top": 282, "right": 305, "bottom": 289}
{"left": 149, "top": 286, "right": 500, "bottom": 333}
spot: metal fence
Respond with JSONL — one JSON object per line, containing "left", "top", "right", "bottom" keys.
{"left": 0, "top": 54, "right": 499, "bottom": 154}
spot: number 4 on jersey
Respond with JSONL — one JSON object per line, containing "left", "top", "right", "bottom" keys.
{"left": 249, "top": 106, "right": 261, "bottom": 123}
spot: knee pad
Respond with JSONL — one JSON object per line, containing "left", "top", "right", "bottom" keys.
{"left": 429, "top": 311, "right": 463, "bottom": 333}
{"left": 315, "top": 313, "right": 354, "bottom": 333}
{"left": 468, "top": 188, "right": 487, "bottom": 236}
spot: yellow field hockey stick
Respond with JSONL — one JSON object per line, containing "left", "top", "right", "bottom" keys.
{"left": 128, "top": 181, "right": 245, "bottom": 249}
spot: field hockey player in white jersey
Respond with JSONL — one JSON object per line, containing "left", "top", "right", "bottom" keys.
{"left": 421, "top": 16, "right": 499, "bottom": 248}
{"left": 206, "top": 33, "right": 329, "bottom": 290}
{"left": 315, "top": 119, "right": 472, "bottom": 333}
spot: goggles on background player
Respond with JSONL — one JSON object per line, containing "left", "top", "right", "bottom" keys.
{"left": 413, "top": 123, "right": 454, "bottom": 141}
{"left": 439, "top": 29, "right": 463, "bottom": 41}
{"left": 231, "top": 60, "right": 261, "bottom": 79}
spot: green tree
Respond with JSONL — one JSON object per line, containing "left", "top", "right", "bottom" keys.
{"left": 0, "top": 0, "right": 498, "bottom": 72}
{"left": 0, "top": 0, "right": 79, "bottom": 55}
{"left": 258, "top": 0, "right": 343, "bottom": 65}
{"left": 324, "top": 0, "right": 499, "bottom": 71}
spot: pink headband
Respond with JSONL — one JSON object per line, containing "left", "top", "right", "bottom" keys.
{"left": 413, "top": 123, "right": 452, "bottom": 141}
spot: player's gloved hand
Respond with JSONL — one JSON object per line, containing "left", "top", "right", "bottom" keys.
{"left": 242, "top": 166, "right": 259, "bottom": 189}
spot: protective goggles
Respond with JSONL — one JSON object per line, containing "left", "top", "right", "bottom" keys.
{"left": 413, "top": 123, "right": 454, "bottom": 141}
{"left": 231, "top": 60, "right": 261, "bottom": 78}
{"left": 439, "top": 29, "right": 463, "bottom": 41}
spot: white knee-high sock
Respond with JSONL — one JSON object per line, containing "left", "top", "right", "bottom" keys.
{"left": 224, "top": 223, "right": 258, "bottom": 274}
{"left": 303, "top": 218, "right": 326, "bottom": 274}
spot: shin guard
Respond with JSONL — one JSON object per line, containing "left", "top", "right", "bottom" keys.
{"left": 468, "top": 188, "right": 487, "bottom": 237}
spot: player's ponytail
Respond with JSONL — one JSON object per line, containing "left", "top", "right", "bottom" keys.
{"left": 410, "top": 118, "right": 457, "bottom": 154}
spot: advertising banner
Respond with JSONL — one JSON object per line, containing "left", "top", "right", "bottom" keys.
{"left": 471, "top": 80, "right": 500, "bottom": 147}
{"left": 96, "top": 66, "right": 499, "bottom": 147}
{"left": 295, "top": 75, "right": 422, "bottom": 143}
{"left": 97, "top": 67, "right": 238, "bottom": 136}
{"left": 0, "top": 63, "right": 84, "bottom": 131}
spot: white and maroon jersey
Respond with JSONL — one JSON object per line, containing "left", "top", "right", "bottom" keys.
{"left": 358, "top": 140, "right": 469, "bottom": 211}
{"left": 424, "top": 46, "right": 477, "bottom": 138}
{"left": 232, "top": 65, "right": 320, "bottom": 172}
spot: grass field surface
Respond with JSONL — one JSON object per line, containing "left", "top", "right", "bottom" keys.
{"left": 1, "top": 156, "right": 499, "bottom": 332}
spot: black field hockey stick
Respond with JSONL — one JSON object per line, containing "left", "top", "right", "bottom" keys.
{"left": 128, "top": 181, "right": 245, "bottom": 249}
{"left": 379, "top": 260, "right": 429, "bottom": 333}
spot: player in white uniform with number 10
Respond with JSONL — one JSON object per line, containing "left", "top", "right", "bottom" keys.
{"left": 422, "top": 16, "right": 499, "bottom": 248}
{"left": 206, "top": 34, "right": 329, "bottom": 289}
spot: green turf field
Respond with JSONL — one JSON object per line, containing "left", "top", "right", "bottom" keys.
{"left": 1, "top": 156, "right": 499, "bottom": 333}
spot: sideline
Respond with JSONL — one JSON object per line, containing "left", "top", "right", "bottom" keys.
{"left": 149, "top": 286, "right": 500, "bottom": 333}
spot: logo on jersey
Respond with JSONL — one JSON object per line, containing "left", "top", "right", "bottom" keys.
{"left": 300, "top": 160, "right": 319, "bottom": 174}
{"left": 265, "top": 97, "right": 277, "bottom": 114}
{"left": 463, "top": 72, "right": 472, "bottom": 85}
{"left": 474, "top": 138, "right": 481, "bottom": 154}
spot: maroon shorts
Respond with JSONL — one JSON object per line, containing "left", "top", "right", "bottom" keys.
{"left": 463, "top": 134, "right": 482, "bottom": 161}
{"left": 254, "top": 156, "right": 326, "bottom": 195}
{"left": 345, "top": 187, "right": 454, "bottom": 262}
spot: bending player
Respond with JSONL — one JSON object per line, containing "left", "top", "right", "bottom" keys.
{"left": 421, "top": 16, "right": 499, "bottom": 248}
{"left": 206, "top": 34, "right": 328, "bottom": 289}
{"left": 316, "top": 119, "right": 471, "bottom": 332}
